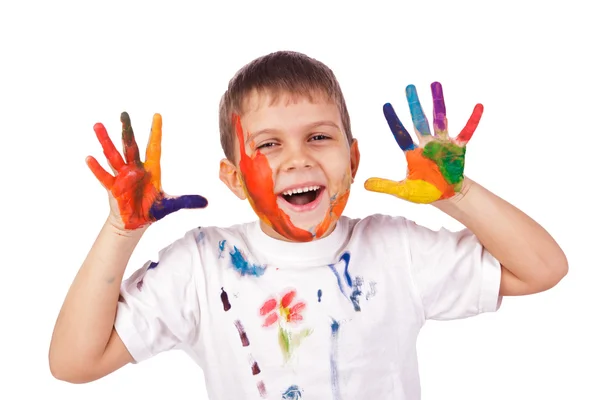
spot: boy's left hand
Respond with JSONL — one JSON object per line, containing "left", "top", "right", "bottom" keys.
{"left": 365, "top": 82, "right": 483, "bottom": 203}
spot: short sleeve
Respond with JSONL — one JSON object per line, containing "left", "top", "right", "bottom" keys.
{"left": 403, "top": 218, "right": 502, "bottom": 321}
{"left": 114, "top": 230, "right": 201, "bottom": 363}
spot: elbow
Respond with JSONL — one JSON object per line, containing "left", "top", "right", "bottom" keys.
{"left": 536, "top": 252, "right": 569, "bottom": 292}
{"left": 49, "top": 353, "right": 94, "bottom": 384}
{"left": 551, "top": 252, "right": 569, "bottom": 285}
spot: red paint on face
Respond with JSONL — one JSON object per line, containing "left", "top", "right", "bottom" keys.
{"left": 234, "top": 114, "right": 350, "bottom": 242}
{"left": 234, "top": 114, "right": 311, "bottom": 241}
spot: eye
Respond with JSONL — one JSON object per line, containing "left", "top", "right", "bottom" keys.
{"left": 256, "top": 142, "right": 278, "bottom": 150}
{"left": 309, "top": 134, "right": 330, "bottom": 141}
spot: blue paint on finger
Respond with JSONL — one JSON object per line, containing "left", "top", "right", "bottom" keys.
{"left": 150, "top": 194, "right": 208, "bottom": 220}
{"left": 383, "top": 103, "right": 415, "bottom": 151}
{"left": 406, "top": 84, "right": 431, "bottom": 136}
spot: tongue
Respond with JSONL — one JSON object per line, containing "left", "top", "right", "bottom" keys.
{"left": 286, "top": 191, "right": 316, "bottom": 205}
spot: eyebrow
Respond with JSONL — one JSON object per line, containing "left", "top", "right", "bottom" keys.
{"left": 245, "top": 120, "right": 341, "bottom": 145}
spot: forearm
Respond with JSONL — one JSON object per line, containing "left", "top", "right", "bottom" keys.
{"left": 434, "top": 177, "right": 568, "bottom": 294}
{"left": 49, "top": 220, "right": 145, "bottom": 370}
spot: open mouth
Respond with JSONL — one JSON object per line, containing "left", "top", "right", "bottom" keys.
{"left": 278, "top": 185, "right": 325, "bottom": 208}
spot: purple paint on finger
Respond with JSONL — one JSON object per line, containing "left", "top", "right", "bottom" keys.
{"left": 431, "top": 82, "right": 447, "bottom": 132}
{"left": 150, "top": 194, "right": 208, "bottom": 220}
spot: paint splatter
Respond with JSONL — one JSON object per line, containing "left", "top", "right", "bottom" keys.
{"left": 251, "top": 360, "right": 261, "bottom": 375}
{"left": 366, "top": 281, "right": 377, "bottom": 300}
{"left": 282, "top": 385, "right": 303, "bottom": 399}
{"left": 218, "top": 239, "right": 226, "bottom": 258}
{"left": 349, "top": 276, "right": 363, "bottom": 311}
{"left": 229, "top": 246, "right": 266, "bottom": 277}
{"left": 86, "top": 112, "right": 208, "bottom": 230}
{"left": 148, "top": 261, "right": 158, "bottom": 269}
{"left": 233, "top": 114, "right": 349, "bottom": 242}
{"left": 220, "top": 288, "right": 231, "bottom": 311}
{"left": 278, "top": 326, "right": 312, "bottom": 363}
{"left": 318, "top": 289, "right": 322, "bottom": 302}
{"left": 234, "top": 320, "right": 250, "bottom": 346}
{"left": 363, "top": 82, "right": 484, "bottom": 204}
{"left": 257, "top": 381, "right": 267, "bottom": 398}
{"left": 260, "top": 290, "right": 306, "bottom": 326}
{"left": 260, "top": 289, "right": 312, "bottom": 362}
{"left": 329, "top": 252, "right": 376, "bottom": 311}
{"left": 330, "top": 319, "right": 341, "bottom": 400}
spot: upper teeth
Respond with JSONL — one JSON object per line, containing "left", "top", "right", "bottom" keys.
{"left": 282, "top": 186, "right": 320, "bottom": 196}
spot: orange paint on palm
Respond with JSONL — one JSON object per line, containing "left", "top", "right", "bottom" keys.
{"left": 234, "top": 114, "right": 314, "bottom": 242}
{"left": 405, "top": 149, "right": 455, "bottom": 199}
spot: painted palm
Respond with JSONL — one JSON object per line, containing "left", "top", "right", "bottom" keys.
{"left": 86, "top": 112, "right": 208, "bottom": 229}
{"left": 365, "top": 82, "right": 484, "bottom": 203}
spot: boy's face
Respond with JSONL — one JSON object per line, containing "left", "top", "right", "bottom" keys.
{"left": 220, "top": 90, "right": 360, "bottom": 242}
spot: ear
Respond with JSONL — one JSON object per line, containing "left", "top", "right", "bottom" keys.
{"left": 350, "top": 139, "right": 360, "bottom": 180}
{"left": 219, "top": 158, "right": 247, "bottom": 200}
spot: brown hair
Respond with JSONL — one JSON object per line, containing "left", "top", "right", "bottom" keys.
{"left": 218, "top": 50, "right": 353, "bottom": 162}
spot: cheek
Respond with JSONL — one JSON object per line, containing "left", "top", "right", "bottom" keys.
{"left": 323, "top": 152, "right": 353, "bottom": 189}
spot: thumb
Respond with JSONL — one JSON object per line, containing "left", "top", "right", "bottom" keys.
{"left": 364, "top": 177, "right": 442, "bottom": 204}
{"left": 150, "top": 194, "right": 209, "bottom": 221}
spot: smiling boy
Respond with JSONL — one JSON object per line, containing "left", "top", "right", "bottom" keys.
{"left": 49, "top": 51, "right": 567, "bottom": 399}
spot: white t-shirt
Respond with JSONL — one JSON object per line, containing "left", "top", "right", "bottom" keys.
{"left": 115, "top": 213, "right": 502, "bottom": 399}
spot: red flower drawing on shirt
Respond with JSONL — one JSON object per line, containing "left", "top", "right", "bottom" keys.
{"left": 260, "top": 289, "right": 306, "bottom": 327}
{"left": 258, "top": 289, "right": 312, "bottom": 362}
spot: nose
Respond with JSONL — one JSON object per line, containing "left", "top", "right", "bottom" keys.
{"left": 281, "top": 143, "right": 313, "bottom": 171}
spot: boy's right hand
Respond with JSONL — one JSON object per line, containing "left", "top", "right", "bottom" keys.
{"left": 86, "top": 112, "right": 208, "bottom": 232}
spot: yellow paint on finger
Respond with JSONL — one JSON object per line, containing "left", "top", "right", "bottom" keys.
{"left": 365, "top": 178, "right": 442, "bottom": 204}
{"left": 145, "top": 113, "right": 163, "bottom": 191}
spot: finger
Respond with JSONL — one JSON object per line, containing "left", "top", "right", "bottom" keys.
{"left": 455, "top": 103, "right": 484, "bottom": 145}
{"left": 364, "top": 177, "right": 404, "bottom": 195}
{"left": 145, "top": 113, "right": 163, "bottom": 191}
{"left": 406, "top": 85, "right": 431, "bottom": 137}
{"left": 120, "top": 112, "right": 142, "bottom": 165}
{"left": 383, "top": 103, "right": 416, "bottom": 151}
{"left": 93, "top": 123, "right": 125, "bottom": 171}
{"left": 86, "top": 155, "right": 115, "bottom": 189}
{"left": 431, "top": 82, "right": 448, "bottom": 138}
{"left": 149, "top": 194, "right": 209, "bottom": 221}
{"left": 364, "top": 177, "right": 442, "bottom": 204}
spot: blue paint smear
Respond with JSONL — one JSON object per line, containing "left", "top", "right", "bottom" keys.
{"left": 229, "top": 246, "right": 266, "bottom": 277}
{"left": 328, "top": 251, "right": 361, "bottom": 311}
{"left": 318, "top": 289, "right": 322, "bottom": 302}
{"left": 350, "top": 276, "right": 363, "bottom": 312}
{"left": 196, "top": 230, "right": 205, "bottom": 243}
{"left": 218, "top": 239, "right": 226, "bottom": 258}
{"left": 282, "top": 385, "right": 302, "bottom": 399}
{"left": 147, "top": 261, "right": 158, "bottom": 270}
{"left": 340, "top": 252, "right": 352, "bottom": 287}
{"left": 330, "top": 319, "right": 341, "bottom": 400}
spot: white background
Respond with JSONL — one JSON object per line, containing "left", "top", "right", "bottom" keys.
{"left": 1, "top": 0, "right": 598, "bottom": 399}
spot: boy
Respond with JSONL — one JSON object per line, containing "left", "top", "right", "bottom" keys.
{"left": 49, "top": 51, "right": 567, "bottom": 399}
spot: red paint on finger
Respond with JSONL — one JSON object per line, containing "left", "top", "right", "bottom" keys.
{"left": 456, "top": 103, "right": 483, "bottom": 144}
